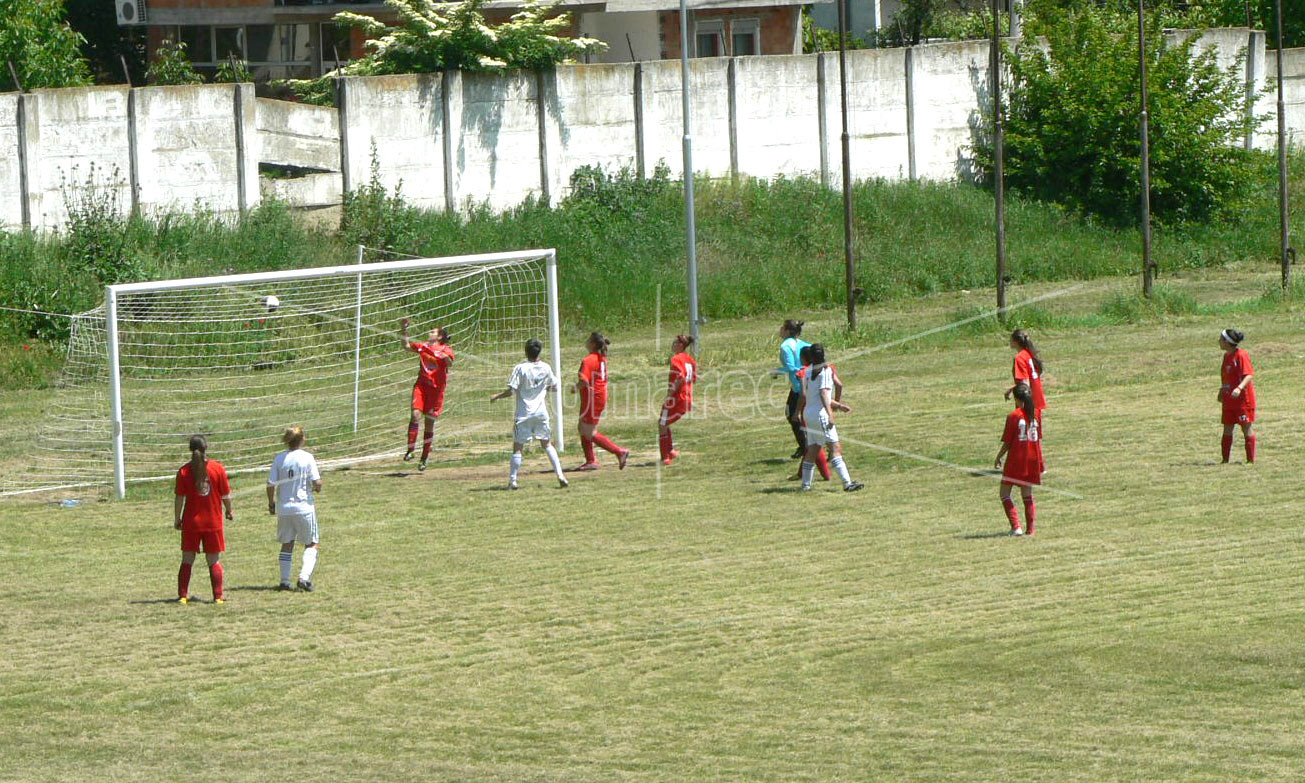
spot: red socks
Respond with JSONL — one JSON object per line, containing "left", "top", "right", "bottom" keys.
{"left": 1023, "top": 497, "right": 1036, "bottom": 535}
{"left": 178, "top": 562, "right": 192, "bottom": 598}
{"left": 1221, "top": 434, "right": 1233, "bottom": 463}
{"left": 659, "top": 430, "right": 674, "bottom": 461}
{"left": 407, "top": 421, "right": 419, "bottom": 450}
{"left": 591, "top": 432, "right": 622, "bottom": 456}
{"left": 209, "top": 562, "right": 224, "bottom": 601}
{"left": 421, "top": 421, "right": 434, "bottom": 461}
{"left": 1246, "top": 435, "right": 1256, "bottom": 463}
{"left": 582, "top": 436, "right": 596, "bottom": 464}
{"left": 815, "top": 449, "right": 831, "bottom": 480}
{"left": 1002, "top": 497, "right": 1021, "bottom": 533}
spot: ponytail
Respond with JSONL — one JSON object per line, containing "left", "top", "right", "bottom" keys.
{"left": 282, "top": 425, "right": 304, "bottom": 450}
{"left": 782, "top": 319, "right": 804, "bottom": 337}
{"left": 675, "top": 334, "right": 695, "bottom": 351}
{"left": 1012, "top": 383, "right": 1036, "bottom": 424}
{"left": 1012, "top": 329, "right": 1044, "bottom": 374}
{"left": 588, "top": 331, "right": 610, "bottom": 356}
{"left": 187, "top": 434, "right": 208, "bottom": 494}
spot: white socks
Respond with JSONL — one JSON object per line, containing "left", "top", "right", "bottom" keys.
{"left": 278, "top": 551, "right": 292, "bottom": 584}
{"left": 800, "top": 461, "right": 815, "bottom": 489}
{"left": 831, "top": 456, "right": 852, "bottom": 487}
{"left": 509, "top": 452, "right": 523, "bottom": 483}
{"left": 544, "top": 444, "right": 565, "bottom": 480}
{"left": 301, "top": 547, "right": 318, "bottom": 581}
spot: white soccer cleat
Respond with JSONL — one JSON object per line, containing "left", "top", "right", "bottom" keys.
{"left": 508, "top": 480, "right": 519, "bottom": 490}
{"left": 558, "top": 476, "right": 569, "bottom": 488}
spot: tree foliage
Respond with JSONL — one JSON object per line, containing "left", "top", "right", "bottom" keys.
{"left": 977, "top": 6, "right": 1258, "bottom": 225}
{"left": 63, "top": 0, "right": 146, "bottom": 84}
{"left": 284, "top": 0, "right": 606, "bottom": 106}
{"left": 144, "top": 39, "right": 203, "bottom": 85}
{"left": 0, "top": 0, "right": 93, "bottom": 92}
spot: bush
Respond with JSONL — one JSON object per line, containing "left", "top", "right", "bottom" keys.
{"left": 977, "top": 7, "right": 1258, "bottom": 226}
{"left": 145, "top": 39, "right": 202, "bottom": 85}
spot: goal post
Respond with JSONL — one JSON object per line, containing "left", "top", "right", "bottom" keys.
{"left": 6, "top": 247, "right": 563, "bottom": 500}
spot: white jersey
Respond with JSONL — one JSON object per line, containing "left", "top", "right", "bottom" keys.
{"left": 508, "top": 360, "right": 559, "bottom": 422}
{"left": 267, "top": 448, "right": 320, "bottom": 515}
{"left": 803, "top": 365, "right": 836, "bottom": 423}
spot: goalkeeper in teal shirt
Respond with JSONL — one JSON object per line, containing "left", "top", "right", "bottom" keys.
{"left": 775, "top": 319, "right": 810, "bottom": 459}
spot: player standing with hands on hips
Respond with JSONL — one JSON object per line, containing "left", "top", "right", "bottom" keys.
{"left": 174, "top": 434, "right": 233, "bottom": 604}
{"left": 795, "top": 344, "right": 863, "bottom": 492}
{"left": 1217, "top": 329, "right": 1256, "bottom": 464}
{"left": 490, "top": 338, "right": 569, "bottom": 490}
{"left": 400, "top": 317, "right": 454, "bottom": 471}
{"left": 268, "top": 425, "right": 322, "bottom": 592}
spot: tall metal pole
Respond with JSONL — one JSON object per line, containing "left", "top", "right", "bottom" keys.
{"left": 1138, "top": 0, "right": 1155, "bottom": 298}
{"left": 837, "top": 0, "right": 857, "bottom": 330}
{"left": 1274, "top": 0, "right": 1292, "bottom": 289}
{"left": 992, "top": 0, "right": 1007, "bottom": 316}
{"left": 679, "top": 0, "right": 701, "bottom": 350}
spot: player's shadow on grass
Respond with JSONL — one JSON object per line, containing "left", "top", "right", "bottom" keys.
{"left": 752, "top": 458, "right": 789, "bottom": 466}
{"left": 759, "top": 486, "right": 814, "bottom": 494}
{"left": 129, "top": 597, "right": 186, "bottom": 605}
{"left": 956, "top": 531, "right": 1021, "bottom": 539}
{"left": 228, "top": 585, "right": 286, "bottom": 592}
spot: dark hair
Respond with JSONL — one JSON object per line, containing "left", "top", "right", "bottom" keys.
{"left": 782, "top": 319, "right": 804, "bottom": 337}
{"left": 187, "top": 434, "right": 208, "bottom": 494}
{"left": 525, "top": 338, "right": 543, "bottom": 360}
{"left": 1011, "top": 329, "right": 1044, "bottom": 374}
{"left": 1222, "top": 328, "right": 1245, "bottom": 346}
{"left": 799, "top": 345, "right": 812, "bottom": 364}
{"left": 434, "top": 326, "right": 450, "bottom": 344}
{"left": 1011, "top": 383, "right": 1036, "bottom": 423}
{"left": 674, "top": 334, "right": 695, "bottom": 351}
{"left": 588, "top": 331, "right": 610, "bottom": 355}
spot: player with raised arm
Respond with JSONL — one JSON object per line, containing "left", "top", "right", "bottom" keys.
{"left": 573, "top": 331, "right": 629, "bottom": 471}
{"left": 795, "top": 344, "right": 863, "bottom": 492}
{"left": 267, "top": 426, "right": 323, "bottom": 592}
{"left": 1007, "top": 329, "right": 1047, "bottom": 431}
{"left": 658, "top": 335, "right": 697, "bottom": 466}
{"left": 1218, "top": 328, "right": 1256, "bottom": 464}
{"left": 173, "top": 434, "right": 233, "bottom": 604}
{"left": 994, "top": 383, "right": 1043, "bottom": 536}
{"left": 490, "top": 338, "right": 568, "bottom": 490}
{"left": 399, "top": 317, "right": 454, "bottom": 471}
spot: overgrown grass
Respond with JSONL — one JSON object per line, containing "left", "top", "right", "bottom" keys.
{"left": 3, "top": 154, "right": 1302, "bottom": 388}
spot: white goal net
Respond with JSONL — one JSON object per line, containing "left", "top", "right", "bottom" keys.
{"left": 2, "top": 248, "right": 561, "bottom": 499}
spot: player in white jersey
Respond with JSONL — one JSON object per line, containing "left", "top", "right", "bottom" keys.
{"left": 266, "top": 426, "right": 323, "bottom": 591}
{"left": 795, "top": 344, "right": 864, "bottom": 493}
{"left": 490, "top": 338, "right": 569, "bottom": 490}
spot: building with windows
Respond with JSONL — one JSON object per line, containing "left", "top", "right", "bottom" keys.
{"left": 116, "top": 0, "right": 821, "bottom": 80}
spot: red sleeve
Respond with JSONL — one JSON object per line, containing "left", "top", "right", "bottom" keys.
{"left": 1001, "top": 412, "right": 1018, "bottom": 444}
{"left": 175, "top": 468, "right": 186, "bottom": 496}
{"left": 1013, "top": 353, "right": 1031, "bottom": 382}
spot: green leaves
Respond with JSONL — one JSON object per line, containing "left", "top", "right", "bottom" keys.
{"left": 144, "top": 39, "right": 202, "bottom": 85}
{"left": 0, "top": 0, "right": 92, "bottom": 91}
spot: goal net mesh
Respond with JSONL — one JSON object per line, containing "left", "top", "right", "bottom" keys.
{"left": 1, "top": 250, "right": 552, "bottom": 497}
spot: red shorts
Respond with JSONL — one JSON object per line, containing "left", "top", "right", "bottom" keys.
{"left": 181, "top": 527, "right": 224, "bottom": 553}
{"left": 580, "top": 394, "right": 606, "bottom": 425}
{"left": 412, "top": 382, "right": 445, "bottom": 417}
{"left": 1222, "top": 404, "right": 1255, "bottom": 425}
{"left": 659, "top": 400, "right": 689, "bottom": 427}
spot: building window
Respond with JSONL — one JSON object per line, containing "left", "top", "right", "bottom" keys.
{"left": 694, "top": 19, "right": 724, "bottom": 57}
{"left": 179, "top": 25, "right": 212, "bottom": 62}
{"left": 214, "top": 26, "right": 245, "bottom": 60}
{"left": 731, "top": 19, "right": 759, "bottom": 56}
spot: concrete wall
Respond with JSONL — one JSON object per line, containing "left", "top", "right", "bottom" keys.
{"left": 0, "top": 94, "right": 22, "bottom": 231}
{"left": 339, "top": 74, "right": 445, "bottom": 212}
{"left": 256, "top": 97, "right": 340, "bottom": 172}
{"left": 1269, "top": 47, "right": 1305, "bottom": 149}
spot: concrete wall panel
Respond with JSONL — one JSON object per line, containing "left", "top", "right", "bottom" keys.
{"left": 823, "top": 48, "right": 911, "bottom": 184}
{"left": 451, "top": 70, "right": 543, "bottom": 211}
{"left": 548, "top": 63, "right": 639, "bottom": 197}
{"left": 641, "top": 58, "right": 732, "bottom": 178}
{"left": 256, "top": 98, "right": 341, "bottom": 172}
{"left": 133, "top": 85, "right": 242, "bottom": 217}
{"left": 912, "top": 40, "right": 991, "bottom": 182}
{"left": 28, "top": 87, "right": 133, "bottom": 231}
{"left": 735, "top": 54, "right": 821, "bottom": 180}
{"left": 0, "top": 94, "right": 21, "bottom": 231}
{"left": 340, "top": 74, "right": 444, "bottom": 211}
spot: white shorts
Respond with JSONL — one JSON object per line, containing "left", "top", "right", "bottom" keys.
{"left": 277, "top": 510, "right": 319, "bottom": 546}
{"left": 513, "top": 415, "right": 551, "bottom": 444}
{"left": 805, "top": 413, "right": 839, "bottom": 448}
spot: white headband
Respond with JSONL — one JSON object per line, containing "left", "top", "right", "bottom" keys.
{"left": 1221, "top": 329, "right": 1239, "bottom": 345}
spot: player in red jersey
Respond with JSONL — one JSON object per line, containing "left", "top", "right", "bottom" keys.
{"left": 994, "top": 384, "right": 1043, "bottom": 536}
{"left": 658, "top": 334, "right": 696, "bottom": 465}
{"left": 573, "top": 331, "right": 630, "bottom": 471}
{"left": 174, "top": 434, "right": 234, "bottom": 603}
{"left": 400, "top": 317, "right": 455, "bottom": 471}
{"left": 1007, "top": 329, "right": 1047, "bottom": 432}
{"left": 1218, "top": 328, "right": 1256, "bottom": 463}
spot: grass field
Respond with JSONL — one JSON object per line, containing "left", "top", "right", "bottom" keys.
{"left": 3, "top": 265, "right": 1305, "bottom": 781}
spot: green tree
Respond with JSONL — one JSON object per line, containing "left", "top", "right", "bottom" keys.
{"left": 978, "top": 6, "right": 1257, "bottom": 225}
{"left": 0, "top": 0, "right": 93, "bottom": 91}
{"left": 283, "top": 0, "right": 606, "bottom": 106}
{"left": 144, "top": 39, "right": 202, "bottom": 85}
{"left": 63, "top": 0, "right": 147, "bottom": 84}
{"left": 214, "top": 56, "right": 253, "bottom": 84}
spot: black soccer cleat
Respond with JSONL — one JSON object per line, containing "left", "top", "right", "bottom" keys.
{"left": 297, "top": 578, "right": 314, "bottom": 592}
{"left": 844, "top": 482, "right": 865, "bottom": 492}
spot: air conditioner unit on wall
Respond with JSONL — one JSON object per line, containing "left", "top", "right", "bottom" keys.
{"left": 115, "top": 0, "right": 147, "bottom": 25}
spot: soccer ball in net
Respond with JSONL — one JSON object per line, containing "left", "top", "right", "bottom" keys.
{"left": 263, "top": 295, "right": 280, "bottom": 312}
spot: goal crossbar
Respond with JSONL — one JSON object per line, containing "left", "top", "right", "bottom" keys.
{"left": 102, "top": 247, "right": 561, "bottom": 499}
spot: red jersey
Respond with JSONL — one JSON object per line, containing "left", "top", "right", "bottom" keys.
{"left": 668, "top": 351, "right": 696, "bottom": 406}
{"left": 1221, "top": 348, "right": 1255, "bottom": 409}
{"left": 1001, "top": 409, "right": 1044, "bottom": 485}
{"left": 410, "top": 342, "right": 454, "bottom": 389}
{"left": 578, "top": 352, "right": 608, "bottom": 401}
{"left": 174, "top": 460, "right": 230, "bottom": 532}
{"left": 1013, "top": 349, "right": 1047, "bottom": 411}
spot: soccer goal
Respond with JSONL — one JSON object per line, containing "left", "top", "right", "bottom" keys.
{"left": 2, "top": 248, "right": 562, "bottom": 499}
